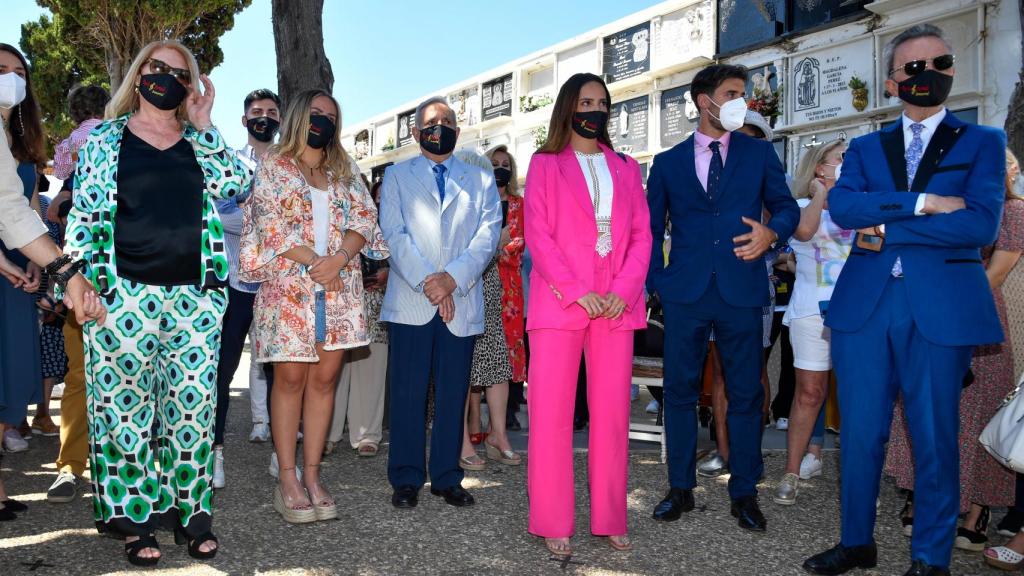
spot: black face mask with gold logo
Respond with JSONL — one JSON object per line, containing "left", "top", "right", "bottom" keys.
{"left": 247, "top": 117, "right": 280, "bottom": 142}
{"left": 307, "top": 114, "right": 336, "bottom": 150}
{"left": 139, "top": 74, "right": 187, "bottom": 111}
{"left": 896, "top": 69, "right": 953, "bottom": 108}
{"left": 571, "top": 111, "right": 608, "bottom": 139}
{"left": 419, "top": 124, "right": 457, "bottom": 156}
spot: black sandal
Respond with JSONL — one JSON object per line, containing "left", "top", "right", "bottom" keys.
{"left": 125, "top": 534, "right": 160, "bottom": 567}
{"left": 175, "top": 527, "right": 219, "bottom": 559}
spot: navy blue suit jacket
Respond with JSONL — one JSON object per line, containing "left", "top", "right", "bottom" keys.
{"left": 826, "top": 113, "right": 1006, "bottom": 347}
{"left": 646, "top": 132, "right": 799, "bottom": 307}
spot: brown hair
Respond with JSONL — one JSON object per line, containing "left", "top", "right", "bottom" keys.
{"left": 536, "top": 73, "right": 612, "bottom": 154}
{"left": 1007, "top": 148, "right": 1021, "bottom": 201}
{"left": 0, "top": 43, "right": 46, "bottom": 168}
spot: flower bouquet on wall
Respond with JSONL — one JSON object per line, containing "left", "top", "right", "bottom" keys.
{"left": 748, "top": 84, "right": 782, "bottom": 128}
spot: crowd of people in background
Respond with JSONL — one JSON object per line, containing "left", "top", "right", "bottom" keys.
{"left": 0, "top": 21, "right": 1022, "bottom": 576}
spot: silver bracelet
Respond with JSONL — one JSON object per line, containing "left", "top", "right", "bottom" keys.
{"left": 337, "top": 248, "right": 352, "bottom": 264}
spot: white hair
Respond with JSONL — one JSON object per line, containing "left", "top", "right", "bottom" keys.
{"left": 414, "top": 96, "right": 456, "bottom": 129}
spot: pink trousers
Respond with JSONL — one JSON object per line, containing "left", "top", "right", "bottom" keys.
{"left": 527, "top": 254, "right": 633, "bottom": 538}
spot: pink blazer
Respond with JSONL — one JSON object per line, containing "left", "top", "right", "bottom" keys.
{"left": 524, "top": 143, "right": 652, "bottom": 332}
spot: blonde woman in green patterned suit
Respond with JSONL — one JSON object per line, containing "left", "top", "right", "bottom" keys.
{"left": 63, "top": 40, "right": 252, "bottom": 566}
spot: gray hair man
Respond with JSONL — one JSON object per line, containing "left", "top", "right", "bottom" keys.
{"left": 379, "top": 95, "right": 501, "bottom": 509}
{"left": 804, "top": 23, "right": 1007, "bottom": 576}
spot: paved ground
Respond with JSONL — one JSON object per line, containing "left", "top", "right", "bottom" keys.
{"left": 0, "top": 354, "right": 1008, "bottom": 575}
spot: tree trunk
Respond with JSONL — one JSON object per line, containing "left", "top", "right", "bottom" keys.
{"left": 271, "top": 0, "right": 334, "bottom": 108}
{"left": 1005, "top": 0, "right": 1024, "bottom": 160}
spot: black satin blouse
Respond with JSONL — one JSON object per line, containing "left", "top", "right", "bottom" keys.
{"left": 114, "top": 127, "right": 204, "bottom": 286}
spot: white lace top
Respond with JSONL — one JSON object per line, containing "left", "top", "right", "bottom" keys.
{"left": 575, "top": 151, "right": 614, "bottom": 257}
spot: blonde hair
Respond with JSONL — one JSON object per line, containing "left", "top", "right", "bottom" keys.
{"left": 486, "top": 145, "right": 520, "bottom": 197}
{"left": 272, "top": 89, "right": 353, "bottom": 184}
{"left": 105, "top": 40, "right": 202, "bottom": 123}
{"left": 1007, "top": 148, "right": 1021, "bottom": 200}
{"left": 793, "top": 139, "right": 846, "bottom": 200}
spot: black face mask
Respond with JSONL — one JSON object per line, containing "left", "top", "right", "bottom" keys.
{"left": 307, "top": 114, "right": 336, "bottom": 150}
{"left": 493, "top": 167, "right": 512, "bottom": 188}
{"left": 571, "top": 111, "right": 608, "bottom": 139}
{"left": 896, "top": 69, "right": 954, "bottom": 108}
{"left": 246, "top": 116, "right": 279, "bottom": 142}
{"left": 139, "top": 74, "right": 188, "bottom": 111}
{"left": 418, "top": 124, "right": 457, "bottom": 156}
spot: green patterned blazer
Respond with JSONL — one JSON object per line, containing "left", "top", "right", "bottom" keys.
{"left": 64, "top": 114, "right": 254, "bottom": 295}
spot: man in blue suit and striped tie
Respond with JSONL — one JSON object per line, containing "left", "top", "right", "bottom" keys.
{"left": 380, "top": 96, "right": 501, "bottom": 510}
{"left": 803, "top": 24, "right": 1006, "bottom": 576}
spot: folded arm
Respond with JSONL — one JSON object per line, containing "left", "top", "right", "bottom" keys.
{"left": 884, "top": 130, "right": 1006, "bottom": 249}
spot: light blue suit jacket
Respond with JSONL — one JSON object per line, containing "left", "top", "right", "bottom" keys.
{"left": 379, "top": 154, "right": 501, "bottom": 337}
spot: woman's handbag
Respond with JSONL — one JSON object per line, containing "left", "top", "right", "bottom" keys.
{"left": 979, "top": 375, "right": 1024, "bottom": 473}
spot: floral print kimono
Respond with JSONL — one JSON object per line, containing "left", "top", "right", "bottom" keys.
{"left": 240, "top": 153, "right": 388, "bottom": 362}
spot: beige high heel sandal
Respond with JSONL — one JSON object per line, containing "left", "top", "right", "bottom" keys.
{"left": 304, "top": 463, "right": 337, "bottom": 521}
{"left": 273, "top": 477, "right": 316, "bottom": 524}
{"left": 484, "top": 440, "right": 522, "bottom": 465}
{"left": 545, "top": 537, "right": 573, "bottom": 557}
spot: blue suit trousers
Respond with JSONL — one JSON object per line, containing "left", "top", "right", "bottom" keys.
{"left": 833, "top": 277, "right": 971, "bottom": 569}
{"left": 387, "top": 313, "right": 475, "bottom": 491}
{"left": 663, "top": 277, "right": 765, "bottom": 499}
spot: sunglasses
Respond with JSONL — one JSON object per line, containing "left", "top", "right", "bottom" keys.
{"left": 145, "top": 58, "right": 191, "bottom": 84}
{"left": 889, "top": 54, "right": 955, "bottom": 77}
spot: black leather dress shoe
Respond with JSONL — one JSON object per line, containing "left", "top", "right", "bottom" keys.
{"left": 652, "top": 488, "right": 695, "bottom": 522}
{"left": 802, "top": 543, "right": 878, "bottom": 575}
{"left": 730, "top": 495, "right": 767, "bottom": 532}
{"left": 430, "top": 485, "right": 475, "bottom": 507}
{"left": 391, "top": 485, "right": 419, "bottom": 509}
{"left": 902, "top": 560, "right": 950, "bottom": 576}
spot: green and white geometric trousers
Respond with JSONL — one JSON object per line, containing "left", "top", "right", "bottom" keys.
{"left": 83, "top": 278, "right": 227, "bottom": 537}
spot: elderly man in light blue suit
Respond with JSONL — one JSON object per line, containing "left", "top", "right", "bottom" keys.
{"left": 381, "top": 96, "right": 501, "bottom": 509}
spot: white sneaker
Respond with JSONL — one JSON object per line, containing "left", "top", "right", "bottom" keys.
{"left": 212, "top": 447, "right": 225, "bottom": 489}
{"left": 249, "top": 422, "right": 270, "bottom": 443}
{"left": 775, "top": 417, "right": 789, "bottom": 431}
{"left": 799, "top": 453, "right": 823, "bottom": 479}
{"left": 645, "top": 399, "right": 660, "bottom": 414}
{"left": 3, "top": 429, "right": 28, "bottom": 452}
{"left": 268, "top": 451, "right": 302, "bottom": 481}
{"left": 51, "top": 382, "right": 65, "bottom": 399}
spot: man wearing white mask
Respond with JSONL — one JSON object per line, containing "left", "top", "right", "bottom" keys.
{"left": 646, "top": 64, "right": 799, "bottom": 531}
{"left": 0, "top": 71, "right": 104, "bottom": 326}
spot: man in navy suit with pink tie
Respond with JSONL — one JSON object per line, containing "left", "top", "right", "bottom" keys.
{"left": 647, "top": 64, "right": 799, "bottom": 532}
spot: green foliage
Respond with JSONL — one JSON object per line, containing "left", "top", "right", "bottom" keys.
{"left": 23, "top": 0, "right": 251, "bottom": 153}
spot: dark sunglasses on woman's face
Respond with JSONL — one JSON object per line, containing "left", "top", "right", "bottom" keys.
{"left": 145, "top": 58, "right": 191, "bottom": 84}
{"left": 889, "top": 54, "right": 955, "bottom": 78}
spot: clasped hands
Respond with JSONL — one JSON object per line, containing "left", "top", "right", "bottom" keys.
{"left": 422, "top": 272, "right": 457, "bottom": 323}
{"left": 575, "top": 291, "right": 627, "bottom": 320}
{"left": 308, "top": 252, "right": 351, "bottom": 292}
{"left": 855, "top": 194, "right": 966, "bottom": 236}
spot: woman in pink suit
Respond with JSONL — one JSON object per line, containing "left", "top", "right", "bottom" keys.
{"left": 524, "top": 72, "right": 652, "bottom": 556}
